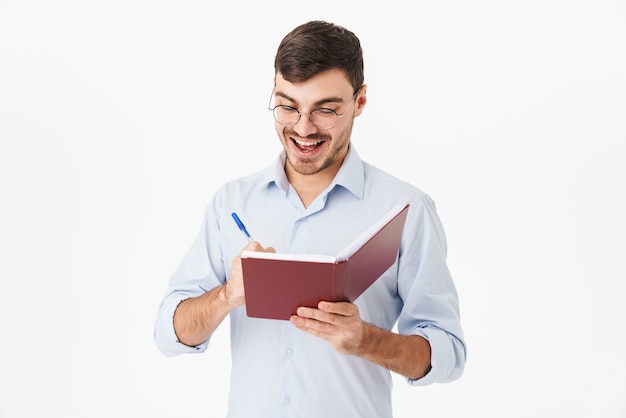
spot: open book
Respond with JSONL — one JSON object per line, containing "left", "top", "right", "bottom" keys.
{"left": 240, "top": 203, "right": 409, "bottom": 320}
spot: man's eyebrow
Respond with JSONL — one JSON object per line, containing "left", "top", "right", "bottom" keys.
{"left": 274, "top": 90, "right": 345, "bottom": 107}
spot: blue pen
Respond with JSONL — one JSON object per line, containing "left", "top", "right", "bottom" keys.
{"left": 231, "top": 212, "right": 254, "bottom": 242}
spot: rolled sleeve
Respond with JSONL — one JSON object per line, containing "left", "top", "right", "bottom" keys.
{"left": 153, "top": 293, "right": 210, "bottom": 357}
{"left": 407, "top": 326, "right": 466, "bottom": 386}
{"left": 397, "top": 195, "right": 467, "bottom": 385}
{"left": 154, "top": 199, "right": 226, "bottom": 357}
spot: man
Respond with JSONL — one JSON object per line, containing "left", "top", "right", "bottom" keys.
{"left": 154, "top": 20, "right": 466, "bottom": 417}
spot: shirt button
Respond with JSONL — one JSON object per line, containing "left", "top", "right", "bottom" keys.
{"left": 286, "top": 349, "right": 294, "bottom": 357}
{"left": 284, "top": 397, "right": 292, "bottom": 405}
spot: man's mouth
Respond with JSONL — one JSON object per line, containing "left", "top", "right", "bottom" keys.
{"left": 291, "top": 137, "right": 326, "bottom": 153}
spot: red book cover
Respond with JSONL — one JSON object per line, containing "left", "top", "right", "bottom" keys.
{"left": 241, "top": 204, "right": 409, "bottom": 320}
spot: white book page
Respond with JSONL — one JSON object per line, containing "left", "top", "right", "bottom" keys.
{"left": 241, "top": 203, "right": 406, "bottom": 263}
{"left": 241, "top": 250, "right": 337, "bottom": 263}
{"left": 335, "top": 203, "right": 406, "bottom": 261}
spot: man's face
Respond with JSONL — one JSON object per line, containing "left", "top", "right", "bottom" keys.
{"left": 272, "top": 68, "right": 365, "bottom": 178}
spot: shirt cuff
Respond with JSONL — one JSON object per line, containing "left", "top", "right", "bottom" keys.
{"left": 406, "top": 326, "right": 466, "bottom": 386}
{"left": 154, "top": 296, "right": 210, "bottom": 356}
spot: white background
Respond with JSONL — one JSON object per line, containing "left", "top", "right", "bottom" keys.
{"left": 1, "top": 1, "right": 625, "bottom": 417}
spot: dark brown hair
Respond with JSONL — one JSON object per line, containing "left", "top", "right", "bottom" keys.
{"left": 274, "top": 21, "right": 364, "bottom": 93}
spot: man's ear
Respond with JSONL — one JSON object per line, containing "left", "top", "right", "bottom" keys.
{"left": 355, "top": 84, "right": 367, "bottom": 116}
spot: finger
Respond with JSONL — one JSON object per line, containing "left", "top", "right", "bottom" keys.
{"left": 295, "top": 306, "right": 322, "bottom": 320}
{"left": 243, "top": 241, "right": 263, "bottom": 252}
{"left": 298, "top": 307, "right": 348, "bottom": 332}
{"left": 318, "top": 301, "right": 358, "bottom": 317}
{"left": 290, "top": 313, "right": 335, "bottom": 335}
{"left": 242, "top": 241, "right": 276, "bottom": 253}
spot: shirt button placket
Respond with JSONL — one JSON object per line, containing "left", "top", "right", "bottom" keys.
{"left": 279, "top": 308, "right": 299, "bottom": 417}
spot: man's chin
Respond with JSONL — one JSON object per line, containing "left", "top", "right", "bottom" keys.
{"left": 286, "top": 157, "right": 322, "bottom": 176}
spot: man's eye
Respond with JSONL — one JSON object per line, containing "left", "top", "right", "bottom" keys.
{"left": 278, "top": 105, "right": 298, "bottom": 113}
{"left": 313, "top": 108, "right": 336, "bottom": 116}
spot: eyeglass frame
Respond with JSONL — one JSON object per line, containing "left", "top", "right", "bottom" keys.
{"left": 268, "top": 86, "right": 362, "bottom": 130}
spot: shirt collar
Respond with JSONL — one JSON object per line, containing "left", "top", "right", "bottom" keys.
{"left": 329, "top": 145, "right": 365, "bottom": 200}
{"left": 262, "top": 144, "right": 365, "bottom": 200}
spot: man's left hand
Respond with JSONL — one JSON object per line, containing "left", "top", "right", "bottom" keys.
{"left": 290, "top": 301, "right": 367, "bottom": 355}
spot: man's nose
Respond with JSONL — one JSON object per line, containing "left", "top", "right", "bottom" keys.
{"left": 293, "top": 113, "right": 319, "bottom": 137}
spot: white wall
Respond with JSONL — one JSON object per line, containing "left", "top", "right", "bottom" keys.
{"left": 1, "top": 1, "right": 625, "bottom": 417}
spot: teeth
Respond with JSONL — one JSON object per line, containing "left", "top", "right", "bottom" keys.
{"left": 294, "top": 139, "right": 323, "bottom": 146}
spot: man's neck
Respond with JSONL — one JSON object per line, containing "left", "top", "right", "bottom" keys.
{"left": 285, "top": 159, "right": 343, "bottom": 209}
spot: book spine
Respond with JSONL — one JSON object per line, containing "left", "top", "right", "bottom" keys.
{"left": 334, "top": 261, "right": 350, "bottom": 302}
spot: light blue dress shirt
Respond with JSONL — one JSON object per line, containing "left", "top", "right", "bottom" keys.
{"left": 154, "top": 146, "right": 466, "bottom": 418}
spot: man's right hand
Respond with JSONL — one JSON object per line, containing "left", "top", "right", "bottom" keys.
{"left": 222, "top": 241, "right": 276, "bottom": 307}
{"left": 174, "top": 241, "right": 275, "bottom": 347}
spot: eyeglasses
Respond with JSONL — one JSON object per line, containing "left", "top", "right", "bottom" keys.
{"left": 268, "top": 88, "right": 360, "bottom": 130}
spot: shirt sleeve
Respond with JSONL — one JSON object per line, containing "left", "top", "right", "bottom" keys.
{"left": 396, "top": 194, "right": 467, "bottom": 385}
{"left": 153, "top": 198, "right": 227, "bottom": 357}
